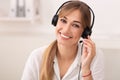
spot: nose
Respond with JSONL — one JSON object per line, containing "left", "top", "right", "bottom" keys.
{"left": 62, "top": 23, "right": 71, "bottom": 33}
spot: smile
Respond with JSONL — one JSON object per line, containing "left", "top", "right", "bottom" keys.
{"left": 60, "top": 33, "right": 72, "bottom": 39}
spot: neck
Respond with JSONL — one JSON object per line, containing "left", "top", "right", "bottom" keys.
{"left": 57, "top": 43, "right": 78, "bottom": 61}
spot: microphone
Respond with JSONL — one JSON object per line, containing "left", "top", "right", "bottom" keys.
{"left": 79, "top": 40, "right": 83, "bottom": 43}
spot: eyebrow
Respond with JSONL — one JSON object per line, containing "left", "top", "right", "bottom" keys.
{"left": 63, "top": 16, "right": 82, "bottom": 25}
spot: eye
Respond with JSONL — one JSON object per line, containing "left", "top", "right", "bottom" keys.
{"left": 72, "top": 24, "right": 81, "bottom": 28}
{"left": 60, "top": 18, "right": 67, "bottom": 24}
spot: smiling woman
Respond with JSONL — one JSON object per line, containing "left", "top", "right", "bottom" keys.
{"left": 21, "top": 1, "right": 104, "bottom": 80}
{"left": 55, "top": 10, "right": 84, "bottom": 46}
{"left": 1, "top": 0, "right": 120, "bottom": 80}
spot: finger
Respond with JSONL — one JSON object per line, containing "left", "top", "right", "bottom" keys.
{"left": 84, "top": 39, "right": 94, "bottom": 46}
{"left": 83, "top": 39, "right": 96, "bottom": 56}
{"left": 83, "top": 40, "right": 93, "bottom": 49}
{"left": 83, "top": 38, "right": 95, "bottom": 49}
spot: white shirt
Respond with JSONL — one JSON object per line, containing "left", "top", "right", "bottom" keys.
{"left": 21, "top": 43, "right": 104, "bottom": 80}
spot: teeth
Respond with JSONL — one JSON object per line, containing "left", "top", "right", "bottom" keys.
{"left": 61, "top": 34, "right": 71, "bottom": 38}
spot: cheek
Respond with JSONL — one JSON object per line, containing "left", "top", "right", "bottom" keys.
{"left": 55, "top": 25, "right": 60, "bottom": 35}
{"left": 55, "top": 22, "right": 63, "bottom": 33}
{"left": 80, "top": 30, "right": 84, "bottom": 36}
{"left": 55, "top": 25, "right": 59, "bottom": 31}
{"left": 55, "top": 28, "right": 58, "bottom": 36}
{"left": 74, "top": 30, "right": 84, "bottom": 39}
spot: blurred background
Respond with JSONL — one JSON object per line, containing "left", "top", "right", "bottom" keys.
{"left": 0, "top": 0, "right": 120, "bottom": 80}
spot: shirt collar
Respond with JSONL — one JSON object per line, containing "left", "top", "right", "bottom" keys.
{"left": 53, "top": 43, "right": 82, "bottom": 80}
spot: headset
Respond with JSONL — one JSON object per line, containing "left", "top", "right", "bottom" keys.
{"left": 51, "top": 1, "right": 95, "bottom": 39}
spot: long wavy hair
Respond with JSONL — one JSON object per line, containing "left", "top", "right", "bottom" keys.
{"left": 40, "top": 1, "right": 91, "bottom": 80}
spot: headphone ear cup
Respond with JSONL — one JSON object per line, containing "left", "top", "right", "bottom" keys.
{"left": 82, "top": 27, "right": 92, "bottom": 38}
{"left": 52, "top": 15, "right": 59, "bottom": 26}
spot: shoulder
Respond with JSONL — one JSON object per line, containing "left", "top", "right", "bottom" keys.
{"left": 28, "top": 45, "right": 48, "bottom": 62}
{"left": 24, "top": 45, "right": 49, "bottom": 69}
{"left": 31, "top": 45, "right": 48, "bottom": 56}
{"left": 21, "top": 45, "right": 49, "bottom": 80}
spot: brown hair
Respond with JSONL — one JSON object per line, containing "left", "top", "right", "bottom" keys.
{"left": 59, "top": 0, "right": 91, "bottom": 29}
{"left": 40, "top": 1, "right": 91, "bottom": 80}
{"left": 40, "top": 40, "right": 57, "bottom": 80}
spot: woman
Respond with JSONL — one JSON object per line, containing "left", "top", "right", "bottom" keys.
{"left": 21, "top": 1, "right": 104, "bottom": 80}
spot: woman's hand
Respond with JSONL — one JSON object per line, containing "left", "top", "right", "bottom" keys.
{"left": 81, "top": 36, "right": 96, "bottom": 75}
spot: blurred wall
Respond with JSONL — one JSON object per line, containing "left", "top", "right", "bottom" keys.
{"left": 0, "top": 0, "right": 120, "bottom": 80}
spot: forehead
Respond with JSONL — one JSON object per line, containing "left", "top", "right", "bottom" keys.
{"left": 61, "top": 10, "right": 82, "bottom": 22}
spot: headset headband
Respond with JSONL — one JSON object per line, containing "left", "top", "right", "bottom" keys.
{"left": 54, "top": 1, "right": 95, "bottom": 29}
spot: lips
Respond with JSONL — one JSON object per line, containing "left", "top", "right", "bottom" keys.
{"left": 60, "top": 33, "right": 72, "bottom": 39}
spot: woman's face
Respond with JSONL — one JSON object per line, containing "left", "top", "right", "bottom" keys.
{"left": 55, "top": 9, "right": 84, "bottom": 46}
